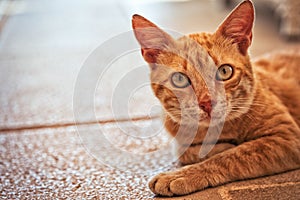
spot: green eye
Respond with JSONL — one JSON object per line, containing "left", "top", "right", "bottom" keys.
{"left": 171, "top": 72, "right": 191, "bottom": 88}
{"left": 216, "top": 64, "right": 233, "bottom": 81}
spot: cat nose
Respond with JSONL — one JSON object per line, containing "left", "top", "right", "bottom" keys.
{"left": 199, "top": 99, "right": 216, "bottom": 114}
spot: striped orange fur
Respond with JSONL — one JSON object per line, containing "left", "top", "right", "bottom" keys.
{"left": 132, "top": 0, "right": 300, "bottom": 196}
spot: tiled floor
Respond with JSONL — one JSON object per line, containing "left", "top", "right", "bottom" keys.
{"left": 0, "top": 0, "right": 300, "bottom": 199}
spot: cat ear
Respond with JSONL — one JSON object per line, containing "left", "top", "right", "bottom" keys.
{"left": 132, "top": 14, "right": 174, "bottom": 63}
{"left": 216, "top": 0, "right": 254, "bottom": 55}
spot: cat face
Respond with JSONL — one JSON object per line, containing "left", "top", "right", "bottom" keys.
{"left": 132, "top": 0, "right": 255, "bottom": 127}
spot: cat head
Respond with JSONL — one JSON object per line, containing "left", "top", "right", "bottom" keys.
{"left": 132, "top": 0, "right": 255, "bottom": 126}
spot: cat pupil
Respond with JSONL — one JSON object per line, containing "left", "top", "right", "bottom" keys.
{"left": 178, "top": 75, "right": 183, "bottom": 82}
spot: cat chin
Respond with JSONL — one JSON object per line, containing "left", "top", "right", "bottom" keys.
{"left": 167, "top": 115, "right": 226, "bottom": 130}
{"left": 180, "top": 116, "right": 215, "bottom": 126}
{"left": 179, "top": 118, "right": 225, "bottom": 128}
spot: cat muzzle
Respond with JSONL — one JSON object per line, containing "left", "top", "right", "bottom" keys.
{"left": 199, "top": 100, "right": 217, "bottom": 116}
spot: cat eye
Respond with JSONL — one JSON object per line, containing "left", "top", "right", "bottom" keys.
{"left": 171, "top": 72, "right": 191, "bottom": 88}
{"left": 216, "top": 64, "right": 233, "bottom": 81}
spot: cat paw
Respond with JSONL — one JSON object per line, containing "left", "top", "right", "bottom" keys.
{"left": 149, "top": 168, "right": 208, "bottom": 196}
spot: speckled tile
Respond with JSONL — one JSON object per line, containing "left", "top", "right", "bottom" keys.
{"left": 0, "top": 122, "right": 168, "bottom": 199}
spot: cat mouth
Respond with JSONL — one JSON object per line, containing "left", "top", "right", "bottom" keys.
{"left": 173, "top": 107, "right": 227, "bottom": 124}
{"left": 201, "top": 110, "right": 226, "bottom": 123}
{"left": 201, "top": 115, "right": 211, "bottom": 123}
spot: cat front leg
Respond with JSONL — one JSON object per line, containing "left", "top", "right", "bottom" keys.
{"left": 149, "top": 133, "right": 300, "bottom": 196}
{"left": 178, "top": 143, "right": 236, "bottom": 165}
{"left": 148, "top": 165, "right": 210, "bottom": 197}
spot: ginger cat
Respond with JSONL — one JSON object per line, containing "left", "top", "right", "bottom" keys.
{"left": 132, "top": 0, "right": 300, "bottom": 196}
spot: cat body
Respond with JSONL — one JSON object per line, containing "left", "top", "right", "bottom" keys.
{"left": 132, "top": 0, "right": 300, "bottom": 196}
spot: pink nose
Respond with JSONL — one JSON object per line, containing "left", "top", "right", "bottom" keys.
{"left": 199, "top": 100, "right": 216, "bottom": 114}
